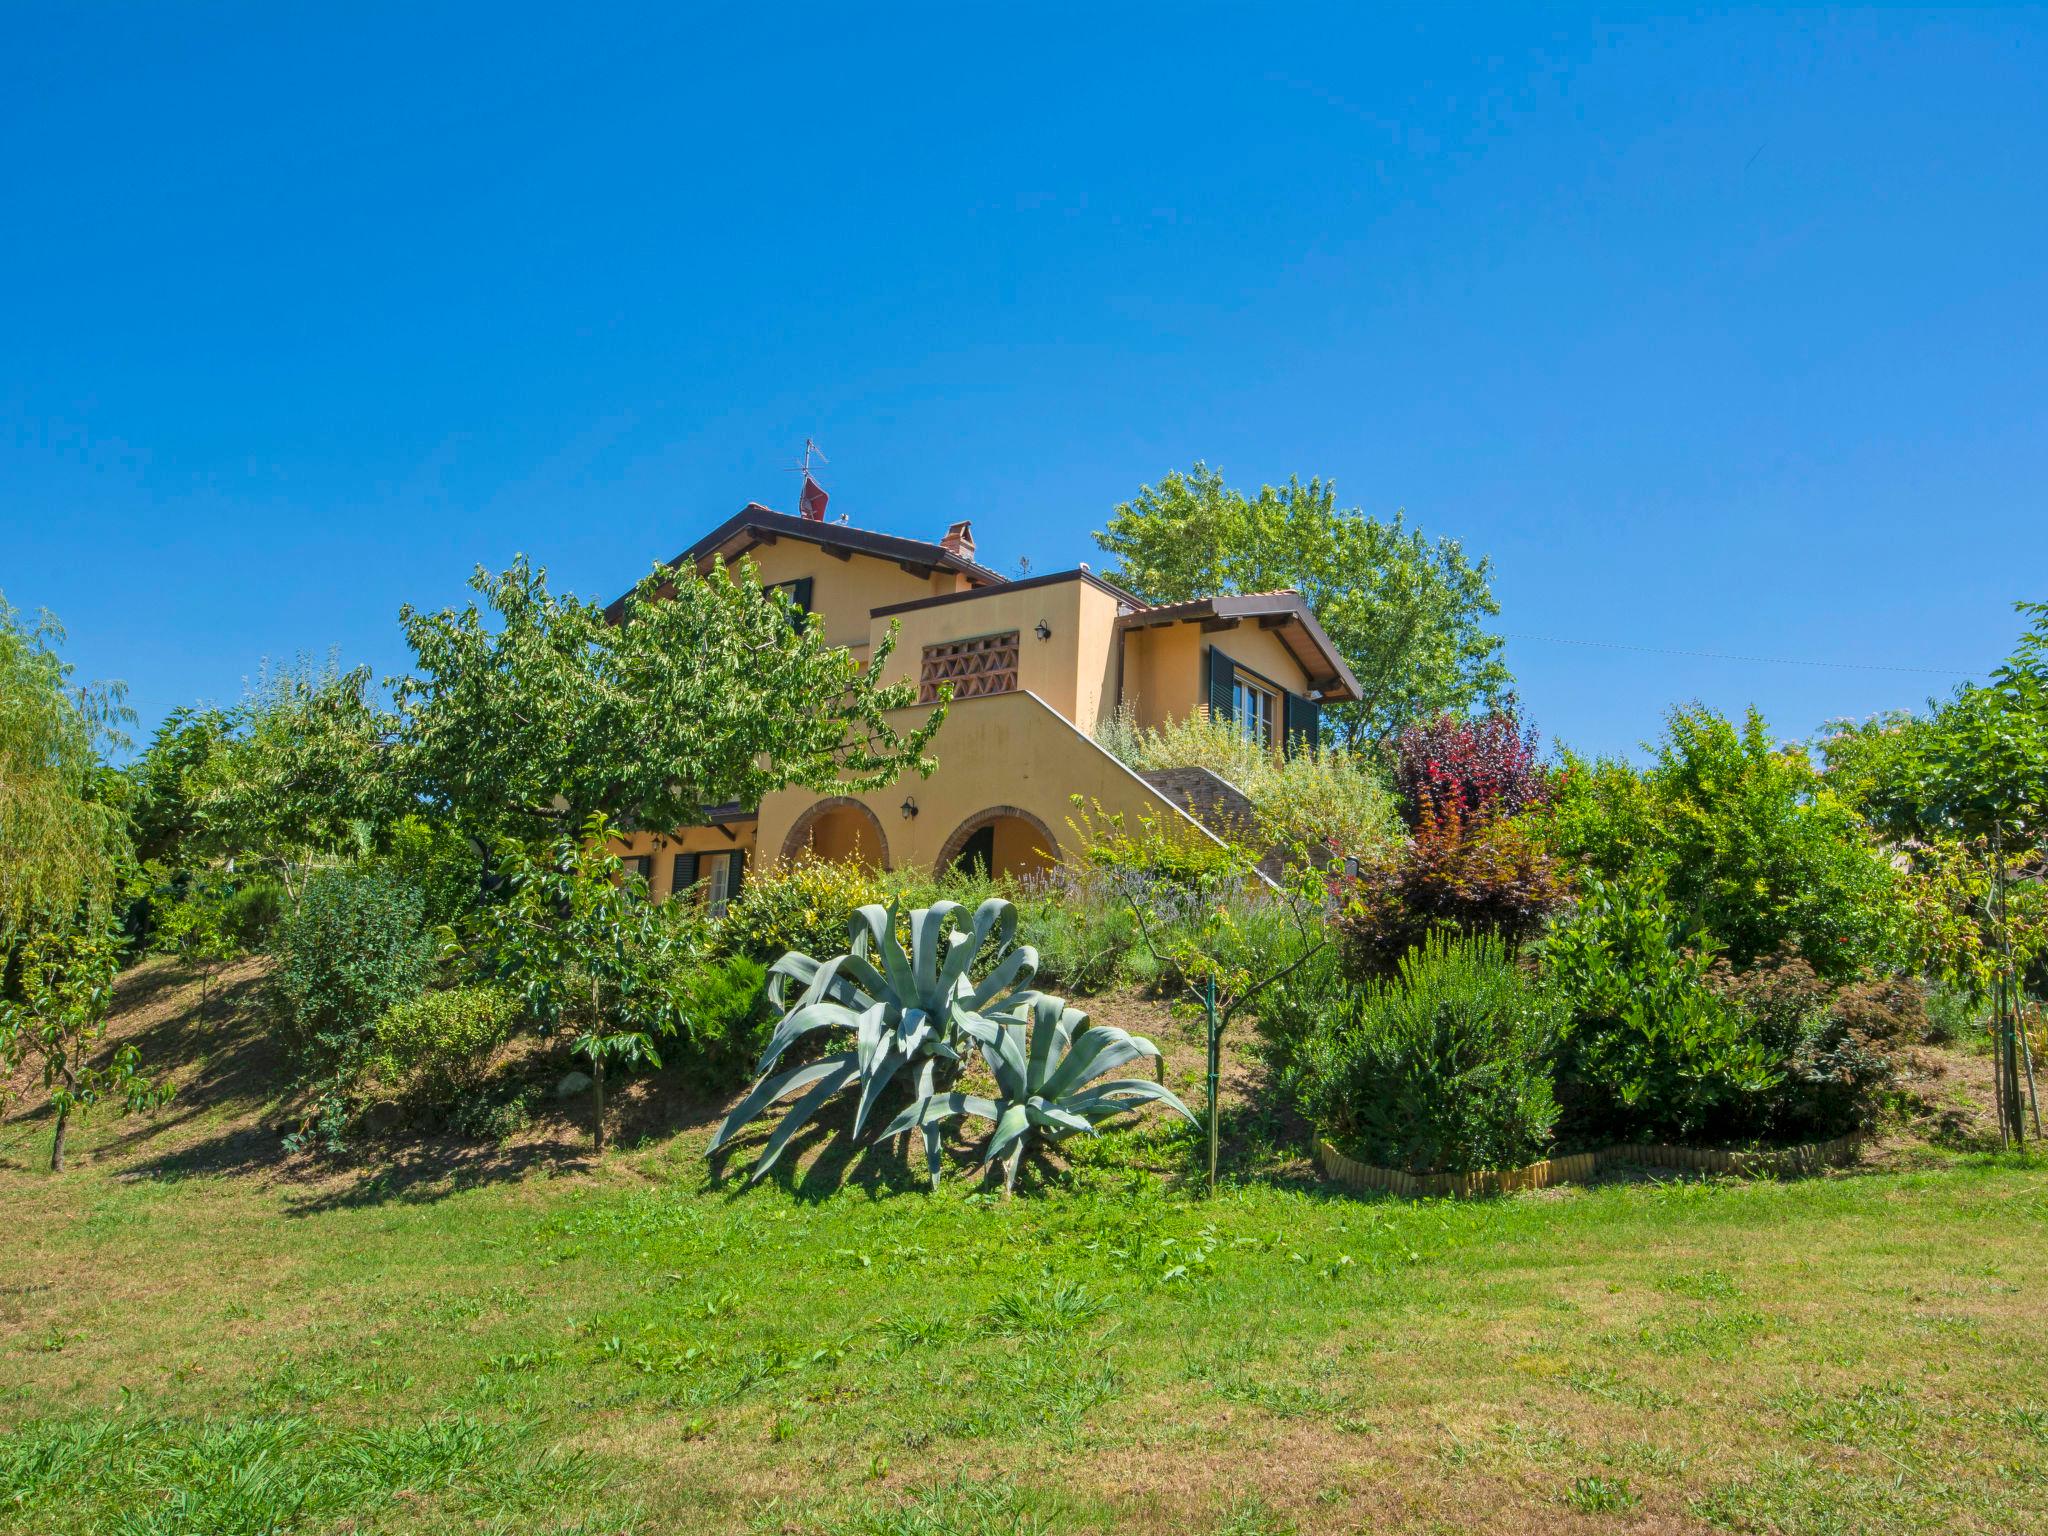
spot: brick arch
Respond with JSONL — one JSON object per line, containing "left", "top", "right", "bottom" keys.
{"left": 779, "top": 796, "right": 892, "bottom": 869}
{"left": 934, "top": 804, "right": 1060, "bottom": 877}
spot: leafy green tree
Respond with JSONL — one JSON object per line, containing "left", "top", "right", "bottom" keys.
{"left": 392, "top": 557, "right": 946, "bottom": 848}
{"left": 1854, "top": 602, "right": 2048, "bottom": 1142}
{"left": 467, "top": 815, "right": 688, "bottom": 1153}
{"left": 1646, "top": 707, "right": 1901, "bottom": 978}
{"left": 1092, "top": 463, "right": 1510, "bottom": 742}
{"left": 125, "top": 705, "right": 234, "bottom": 869}
{"left": 1543, "top": 707, "right": 1901, "bottom": 981}
{"left": 189, "top": 661, "right": 397, "bottom": 907}
{"left": 0, "top": 912, "right": 170, "bottom": 1171}
{"left": 0, "top": 595, "right": 131, "bottom": 937}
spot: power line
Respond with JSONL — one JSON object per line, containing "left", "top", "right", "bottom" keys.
{"left": 1501, "top": 631, "right": 1975, "bottom": 678}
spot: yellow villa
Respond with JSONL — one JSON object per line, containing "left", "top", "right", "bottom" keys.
{"left": 610, "top": 502, "right": 1359, "bottom": 905}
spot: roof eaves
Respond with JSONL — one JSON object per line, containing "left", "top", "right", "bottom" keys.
{"left": 1113, "top": 589, "right": 1361, "bottom": 703}
{"left": 604, "top": 505, "right": 1010, "bottom": 621}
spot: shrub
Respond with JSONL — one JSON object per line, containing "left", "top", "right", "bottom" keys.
{"left": 1389, "top": 703, "right": 1550, "bottom": 827}
{"left": 271, "top": 869, "right": 435, "bottom": 1135}
{"left": 149, "top": 872, "right": 242, "bottom": 994}
{"left": 1534, "top": 751, "right": 1665, "bottom": 880}
{"left": 1247, "top": 934, "right": 1345, "bottom": 1075}
{"left": 1064, "top": 797, "right": 1252, "bottom": 886}
{"left": 715, "top": 857, "right": 883, "bottom": 964}
{"left": 360, "top": 985, "right": 520, "bottom": 1120}
{"left": 452, "top": 1082, "right": 543, "bottom": 1143}
{"left": 1542, "top": 878, "right": 1779, "bottom": 1144}
{"left": 1704, "top": 956, "right": 1901, "bottom": 1137}
{"left": 1542, "top": 707, "right": 1904, "bottom": 982}
{"left": 218, "top": 877, "right": 284, "bottom": 950}
{"left": 1335, "top": 801, "right": 1570, "bottom": 981}
{"left": 373, "top": 815, "right": 484, "bottom": 929}
{"left": 1922, "top": 980, "right": 1983, "bottom": 1046}
{"left": 673, "top": 955, "right": 772, "bottom": 1091}
{"left": 1650, "top": 707, "right": 1904, "bottom": 979}
{"left": 1300, "top": 932, "right": 1562, "bottom": 1174}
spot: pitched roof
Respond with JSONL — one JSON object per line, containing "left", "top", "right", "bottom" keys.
{"left": 708, "top": 501, "right": 1000, "bottom": 580}
{"left": 869, "top": 566, "right": 1145, "bottom": 618}
{"left": 1115, "top": 591, "right": 1362, "bottom": 702}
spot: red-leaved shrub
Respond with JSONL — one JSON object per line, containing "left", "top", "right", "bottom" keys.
{"left": 1335, "top": 801, "right": 1574, "bottom": 981}
{"left": 1390, "top": 704, "right": 1551, "bottom": 827}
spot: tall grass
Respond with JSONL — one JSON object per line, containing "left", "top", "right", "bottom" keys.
{"left": 1094, "top": 704, "right": 1402, "bottom": 858}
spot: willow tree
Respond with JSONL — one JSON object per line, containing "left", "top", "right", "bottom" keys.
{"left": 391, "top": 556, "right": 947, "bottom": 847}
{"left": 0, "top": 595, "right": 130, "bottom": 938}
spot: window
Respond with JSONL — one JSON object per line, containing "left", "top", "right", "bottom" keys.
{"left": 919, "top": 631, "right": 1020, "bottom": 704}
{"left": 672, "top": 850, "right": 741, "bottom": 916}
{"left": 625, "top": 855, "right": 653, "bottom": 884}
{"left": 1233, "top": 673, "right": 1277, "bottom": 748}
{"left": 705, "top": 852, "right": 733, "bottom": 916}
{"left": 767, "top": 578, "right": 813, "bottom": 631}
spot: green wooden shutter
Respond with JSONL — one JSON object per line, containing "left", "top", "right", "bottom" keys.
{"left": 791, "top": 577, "right": 814, "bottom": 617}
{"left": 671, "top": 852, "right": 699, "bottom": 899}
{"left": 725, "top": 850, "right": 745, "bottom": 900}
{"left": 1206, "top": 645, "right": 1236, "bottom": 724}
{"left": 1284, "top": 692, "right": 1321, "bottom": 755}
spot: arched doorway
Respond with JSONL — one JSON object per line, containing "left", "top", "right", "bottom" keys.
{"left": 780, "top": 796, "right": 891, "bottom": 868}
{"left": 936, "top": 805, "right": 1058, "bottom": 881}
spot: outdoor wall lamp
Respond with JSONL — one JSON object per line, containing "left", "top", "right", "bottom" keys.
{"left": 1034, "top": 619, "right": 1052, "bottom": 641}
{"left": 900, "top": 796, "right": 919, "bottom": 820}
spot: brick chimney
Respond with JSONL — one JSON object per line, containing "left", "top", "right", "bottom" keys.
{"left": 940, "top": 520, "right": 975, "bottom": 560}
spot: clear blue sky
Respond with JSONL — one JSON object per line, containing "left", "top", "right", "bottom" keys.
{"left": 4, "top": 6, "right": 2042, "bottom": 761}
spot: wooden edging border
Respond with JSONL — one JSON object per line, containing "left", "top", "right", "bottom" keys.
{"left": 1315, "top": 1133, "right": 1863, "bottom": 1199}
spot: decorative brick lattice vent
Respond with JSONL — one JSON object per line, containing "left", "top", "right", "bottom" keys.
{"left": 920, "top": 632, "right": 1019, "bottom": 704}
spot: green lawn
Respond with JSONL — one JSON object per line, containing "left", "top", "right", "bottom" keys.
{"left": 2, "top": 961, "right": 2046, "bottom": 1535}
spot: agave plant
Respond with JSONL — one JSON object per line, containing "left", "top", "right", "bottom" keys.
{"left": 707, "top": 898, "right": 1038, "bottom": 1183}
{"left": 881, "top": 992, "right": 1199, "bottom": 1193}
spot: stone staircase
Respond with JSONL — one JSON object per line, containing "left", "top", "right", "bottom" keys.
{"left": 1138, "top": 767, "right": 1287, "bottom": 882}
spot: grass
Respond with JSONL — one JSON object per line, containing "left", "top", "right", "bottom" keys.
{"left": 2, "top": 961, "right": 2047, "bottom": 1533}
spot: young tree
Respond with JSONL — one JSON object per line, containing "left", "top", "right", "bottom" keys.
{"left": 392, "top": 557, "right": 947, "bottom": 848}
{"left": 0, "top": 912, "right": 170, "bottom": 1171}
{"left": 0, "top": 595, "right": 131, "bottom": 937}
{"left": 1093, "top": 463, "right": 1511, "bottom": 742}
{"left": 1085, "top": 820, "right": 1334, "bottom": 1193}
{"left": 152, "top": 872, "right": 242, "bottom": 1012}
{"left": 468, "top": 815, "right": 686, "bottom": 1153}
{"left": 1542, "top": 707, "right": 1902, "bottom": 982}
{"left": 1877, "top": 604, "right": 2048, "bottom": 1143}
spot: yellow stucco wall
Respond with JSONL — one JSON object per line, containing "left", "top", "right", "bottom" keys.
{"left": 614, "top": 822, "right": 758, "bottom": 901}
{"left": 863, "top": 574, "right": 1130, "bottom": 736}
{"left": 868, "top": 580, "right": 1081, "bottom": 720}
{"left": 720, "top": 539, "right": 970, "bottom": 657}
{"left": 1121, "top": 620, "right": 1319, "bottom": 730}
{"left": 754, "top": 689, "right": 1224, "bottom": 878}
